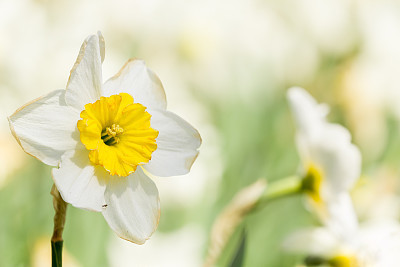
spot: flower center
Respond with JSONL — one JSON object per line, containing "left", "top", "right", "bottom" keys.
{"left": 301, "top": 163, "right": 323, "bottom": 203}
{"left": 328, "top": 254, "right": 358, "bottom": 267}
{"left": 101, "top": 124, "right": 124, "bottom": 146}
{"left": 304, "top": 254, "right": 358, "bottom": 267}
{"left": 77, "top": 93, "right": 158, "bottom": 177}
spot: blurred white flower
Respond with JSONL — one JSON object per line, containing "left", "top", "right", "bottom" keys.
{"left": 352, "top": 167, "right": 400, "bottom": 222}
{"left": 8, "top": 32, "right": 201, "bottom": 244}
{"left": 340, "top": 1, "right": 400, "bottom": 153}
{"left": 287, "top": 87, "right": 361, "bottom": 236}
{"left": 352, "top": 0, "right": 400, "bottom": 116}
{"left": 289, "top": 0, "right": 356, "bottom": 55}
{"left": 283, "top": 176, "right": 400, "bottom": 267}
{"left": 283, "top": 219, "right": 400, "bottom": 267}
{"left": 283, "top": 193, "right": 360, "bottom": 266}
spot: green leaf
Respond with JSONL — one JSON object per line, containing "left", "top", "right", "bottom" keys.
{"left": 229, "top": 229, "right": 246, "bottom": 267}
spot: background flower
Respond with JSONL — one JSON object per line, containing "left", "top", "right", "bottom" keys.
{"left": 287, "top": 87, "right": 361, "bottom": 237}
{"left": 283, "top": 216, "right": 400, "bottom": 267}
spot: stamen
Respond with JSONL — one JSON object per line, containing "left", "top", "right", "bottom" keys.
{"left": 301, "top": 164, "right": 323, "bottom": 203}
{"left": 101, "top": 124, "right": 124, "bottom": 146}
{"left": 328, "top": 254, "right": 358, "bottom": 267}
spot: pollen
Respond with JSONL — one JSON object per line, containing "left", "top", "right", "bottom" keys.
{"left": 101, "top": 124, "right": 124, "bottom": 146}
{"left": 301, "top": 163, "right": 323, "bottom": 203}
{"left": 77, "top": 93, "right": 159, "bottom": 177}
{"left": 328, "top": 254, "right": 358, "bottom": 267}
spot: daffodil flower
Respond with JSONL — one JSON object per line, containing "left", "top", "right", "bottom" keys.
{"left": 8, "top": 32, "right": 201, "bottom": 244}
{"left": 287, "top": 87, "right": 361, "bottom": 236}
{"left": 282, "top": 192, "right": 360, "bottom": 267}
{"left": 284, "top": 216, "right": 400, "bottom": 267}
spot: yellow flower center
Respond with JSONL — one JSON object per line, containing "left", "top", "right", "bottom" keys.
{"left": 328, "top": 254, "right": 358, "bottom": 267}
{"left": 77, "top": 93, "right": 158, "bottom": 177}
{"left": 304, "top": 254, "right": 358, "bottom": 267}
{"left": 101, "top": 124, "right": 124, "bottom": 145}
{"left": 301, "top": 163, "right": 323, "bottom": 203}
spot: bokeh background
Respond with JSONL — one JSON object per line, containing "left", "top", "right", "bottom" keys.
{"left": 2, "top": 0, "right": 400, "bottom": 266}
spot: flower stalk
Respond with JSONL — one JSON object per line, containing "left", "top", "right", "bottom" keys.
{"left": 205, "top": 176, "right": 303, "bottom": 266}
{"left": 204, "top": 179, "right": 267, "bottom": 267}
{"left": 50, "top": 184, "right": 68, "bottom": 267}
{"left": 254, "top": 175, "right": 302, "bottom": 211}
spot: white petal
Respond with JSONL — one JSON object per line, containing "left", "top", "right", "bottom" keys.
{"left": 288, "top": 87, "right": 361, "bottom": 193}
{"left": 52, "top": 148, "right": 107, "bottom": 212}
{"left": 357, "top": 222, "right": 400, "bottom": 267}
{"left": 323, "top": 193, "right": 359, "bottom": 241}
{"left": 103, "top": 59, "right": 167, "bottom": 110}
{"left": 65, "top": 34, "right": 103, "bottom": 111}
{"left": 102, "top": 168, "right": 160, "bottom": 244}
{"left": 287, "top": 86, "right": 329, "bottom": 140}
{"left": 312, "top": 124, "right": 361, "bottom": 193}
{"left": 97, "top": 31, "right": 105, "bottom": 63}
{"left": 144, "top": 109, "right": 201, "bottom": 177}
{"left": 282, "top": 227, "right": 339, "bottom": 256}
{"left": 8, "top": 90, "right": 79, "bottom": 166}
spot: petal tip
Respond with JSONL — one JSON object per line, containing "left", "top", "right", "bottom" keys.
{"left": 109, "top": 202, "right": 160, "bottom": 245}
{"left": 186, "top": 151, "right": 200, "bottom": 172}
{"left": 287, "top": 86, "right": 308, "bottom": 102}
{"left": 67, "top": 33, "right": 103, "bottom": 89}
{"left": 7, "top": 115, "right": 22, "bottom": 147}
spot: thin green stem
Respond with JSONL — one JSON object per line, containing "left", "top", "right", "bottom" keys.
{"left": 50, "top": 184, "right": 67, "bottom": 267}
{"left": 51, "top": 240, "right": 63, "bottom": 267}
{"left": 253, "top": 175, "right": 302, "bottom": 212}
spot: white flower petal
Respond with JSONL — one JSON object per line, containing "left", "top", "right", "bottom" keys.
{"left": 97, "top": 31, "right": 105, "bottom": 63}
{"left": 8, "top": 90, "right": 79, "bottom": 166}
{"left": 52, "top": 148, "right": 107, "bottom": 212}
{"left": 103, "top": 59, "right": 167, "bottom": 110}
{"left": 323, "top": 193, "right": 359, "bottom": 241}
{"left": 102, "top": 167, "right": 160, "bottom": 244}
{"left": 65, "top": 34, "right": 103, "bottom": 111}
{"left": 282, "top": 227, "right": 339, "bottom": 256}
{"left": 287, "top": 86, "right": 329, "bottom": 139}
{"left": 144, "top": 109, "right": 201, "bottom": 177}
{"left": 312, "top": 124, "right": 361, "bottom": 193}
{"left": 357, "top": 222, "right": 400, "bottom": 267}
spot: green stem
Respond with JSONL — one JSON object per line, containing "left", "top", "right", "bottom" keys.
{"left": 304, "top": 255, "right": 327, "bottom": 266}
{"left": 50, "top": 185, "right": 67, "bottom": 267}
{"left": 253, "top": 175, "right": 302, "bottom": 211}
{"left": 51, "top": 240, "right": 63, "bottom": 267}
